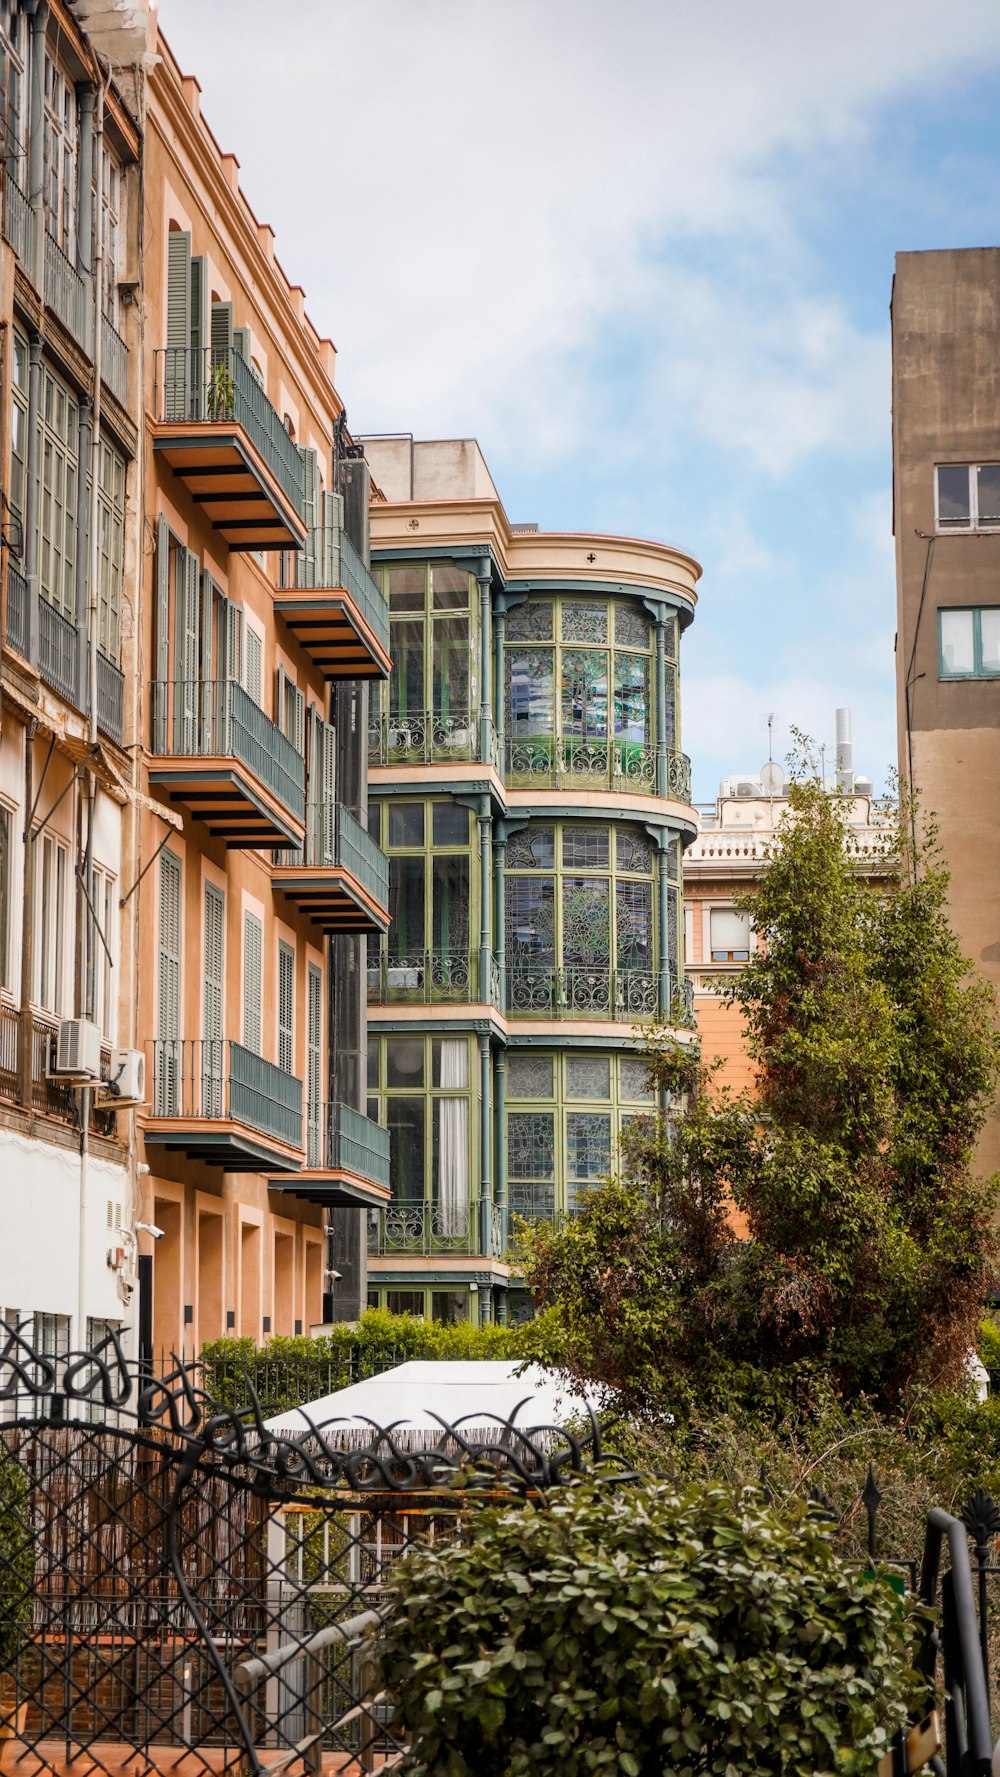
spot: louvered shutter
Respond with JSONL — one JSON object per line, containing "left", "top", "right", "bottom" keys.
{"left": 224, "top": 598, "right": 244, "bottom": 684}
{"left": 157, "top": 850, "right": 182, "bottom": 1114}
{"left": 174, "top": 548, "right": 200, "bottom": 751}
{"left": 320, "top": 489, "right": 343, "bottom": 586}
{"left": 278, "top": 941, "right": 295, "bottom": 1075}
{"left": 321, "top": 714, "right": 337, "bottom": 866}
{"left": 299, "top": 447, "right": 320, "bottom": 585}
{"left": 200, "top": 572, "right": 216, "bottom": 750}
{"left": 203, "top": 883, "right": 224, "bottom": 1116}
{"left": 164, "top": 231, "right": 192, "bottom": 420}
{"left": 210, "top": 301, "right": 234, "bottom": 418}
{"left": 233, "top": 326, "right": 251, "bottom": 361}
{"left": 306, "top": 962, "right": 323, "bottom": 1166}
{"left": 154, "top": 515, "right": 171, "bottom": 750}
{"left": 288, "top": 682, "right": 305, "bottom": 756}
{"left": 189, "top": 255, "right": 209, "bottom": 419}
{"left": 244, "top": 626, "right": 263, "bottom": 706}
{"left": 242, "top": 912, "right": 263, "bottom": 1055}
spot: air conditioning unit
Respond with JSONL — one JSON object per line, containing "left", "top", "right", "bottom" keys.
{"left": 51, "top": 1018, "right": 102, "bottom": 1081}
{"left": 108, "top": 1048, "right": 146, "bottom": 1105}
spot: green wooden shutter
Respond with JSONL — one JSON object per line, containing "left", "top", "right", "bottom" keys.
{"left": 165, "top": 231, "right": 192, "bottom": 419}
{"left": 300, "top": 447, "right": 320, "bottom": 584}
{"left": 287, "top": 681, "right": 305, "bottom": 756}
{"left": 189, "top": 255, "right": 209, "bottom": 418}
{"left": 244, "top": 625, "right": 263, "bottom": 705}
{"left": 203, "top": 882, "right": 224, "bottom": 1116}
{"left": 278, "top": 940, "right": 295, "bottom": 1074}
{"left": 306, "top": 709, "right": 338, "bottom": 866}
{"left": 306, "top": 961, "right": 323, "bottom": 1165}
{"left": 233, "top": 325, "right": 251, "bottom": 361}
{"left": 157, "top": 850, "right": 182, "bottom": 1114}
{"left": 175, "top": 547, "right": 200, "bottom": 751}
{"left": 200, "top": 571, "right": 216, "bottom": 749}
{"left": 242, "top": 911, "right": 263, "bottom": 1055}
{"left": 210, "top": 301, "right": 234, "bottom": 419}
{"left": 154, "top": 515, "right": 171, "bottom": 749}
{"left": 225, "top": 598, "right": 244, "bottom": 685}
{"left": 320, "top": 490, "right": 343, "bottom": 586}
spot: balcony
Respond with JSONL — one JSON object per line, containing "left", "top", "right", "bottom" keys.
{"left": 368, "top": 707, "right": 500, "bottom": 771}
{"left": 152, "top": 348, "right": 306, "bottom": 550}
{"left": 367, "top": 1198, "right": 505, "bottom": 1260}
{"left": 367, "top": 948, "right": 496, "bottom": 1007}
{"left": 6, "top": 563, "right": 28, "bottom": 659}
{"left": 272, "top": 804, "right": 390, "bottom": 935}
{"left": 270, "top": 1102, "right": 391, "bottom": 1210}
{"left": 44, "top": 231, "right": 88, "bottom": 352}
{"left": 505, "top": 965, "right": 658, "bottom": 1020}
{"left": 96, "top": 650, "right": 125, "bottom": 745}
{"left": 3, "top": 173, "right": 32, "bottom": 264}
{"left": 505, "top": 738, "right": 692, "bottom": 801}
{"left": 38, "top": 596, "right": 79, "bottom": 705}
{"left": 276, "top": 527, "right": 390, "bottom": 680}
{"left": 101, "top": 313, "right": 128, "bottom": 407}
{"left": 144, "top": 1038, "right": 303, "bottom": 1170}
{"left": 149, "top": 678, "right": 305, "bottom": 848}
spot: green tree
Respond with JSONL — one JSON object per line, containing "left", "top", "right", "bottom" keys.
{"left": 519, "top": 765, "right": 1000, "bottom": 1413}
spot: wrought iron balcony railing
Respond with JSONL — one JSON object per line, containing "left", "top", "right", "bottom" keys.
{"left": 153, "top": 347, "right": 306, "bottom": 517}
{"left": 96, "top": 650, "right": 124, "bottom": 745}
{"left": 44, "top": 230, "right": 88, "bottom": 350}
{"left": 306, "top": 1100, "right": 390, "bottom": 1187}
{"left": 505, "top": 737, "right": 692, "bottom": 800}
{"left": 289, "top": 524, "right": 388, "bottom": 624}
{"left": 505, "top": 964, "right": 659, "bottom": 1019}
{"left": 38, "top": 596, "right": 79, "bottom": 706}
{"left": 367, "top": 948, "right": 483, "bottom": 1006}
{"left": 151, "top": 678, "right": 305, "bottom": 822}
{"left": 368, "top": 707, "right": 498, "bottom": 768}
{"left": 101, "top": 312, "right": 128, "bottom": 406}
{"left": 148, "top": 1037, "right": 303, "bottom": 1151}
{"left": 6, "top": 561, "right": 28, "bottom": 658}
{"left": 3, "top": 172, "right": 32, "bottom": 263}
{"left": 367, "top": 1197, "right": 505, "bottom": 1259}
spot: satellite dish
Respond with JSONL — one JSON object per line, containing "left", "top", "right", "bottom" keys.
{"left": 760, "top": 761, "right": 785, "bottom": 796}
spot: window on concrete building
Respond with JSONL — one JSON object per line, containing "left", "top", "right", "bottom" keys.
{"left": 939, "top": 607, "right": 1000, "bottom": 678}
{"left": 709, "top": 907, "right": 752, "bottom": 962}
{"left": 936, "top": 464, "right": 1000, "bottom": 531}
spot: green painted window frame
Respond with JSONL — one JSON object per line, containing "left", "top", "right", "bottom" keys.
{"left": 938, "top": 606, "right": 1000, "bottom": 679}
{"left": 506, "top": 1049, "right": 657, "bottom": 1219}
{"left": 367, "top": 1031, "right": 477, "bottom": 1212}
{"left": 505, "top": 820, "right": 657, "bottom": 980}
{"left": 372, "top": 795, "right": 479, "bottom": 993}
{"left": 504, "top": 593, "right": 670, "bottom": 753}
{"left": 366, "top": 1286, "right": 472, "bottom": 1324}
{"left": 375, "top": 559, "right": 478, "bottom": 723}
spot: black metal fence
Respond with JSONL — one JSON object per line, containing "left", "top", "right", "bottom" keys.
{"left": 0, "top": 1325, "right": 998, "bottom": 1775}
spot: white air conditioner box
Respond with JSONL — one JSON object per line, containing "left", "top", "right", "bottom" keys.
{"left": 52, "top": 1018, "right": 102, "bottom": 1080}
{"left": 109, "top": 1047, "right": 146, "bottom": 1105}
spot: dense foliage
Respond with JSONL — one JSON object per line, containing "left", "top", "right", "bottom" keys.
{"left": 378, "top": 1477, "right": 923, "bottom": 1777}
{"left": 0, "top": 1442, "right": 33, "bottom": 1679}
{"left": 201, "top": 1308, "right": 531, "bottom": 1415}
{"left": 519, "top": 771, "right": 1000, "bottom": 1414}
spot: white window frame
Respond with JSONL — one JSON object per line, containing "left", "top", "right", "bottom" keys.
{"left": 34, "top": 831, "right": 69, "bottom": 1015}
{"left": 934, "top": 463, "right": 1000, "bottom": 533}
{"left": 703, "top": 904, "right": 754, "bottom": 965}
{"left": 97, "top": 438, "right": 125, "bottom": 662}
{"left": 39, "top": 363, "right": 79, "bottom": 618}
{"left": 43, "top": 54, "right": 78, "bottom": 256}
{"left": 91, "top": 862, "right": 118, "bottom": 1041}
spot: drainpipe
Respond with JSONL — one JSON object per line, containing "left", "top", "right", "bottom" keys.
{"left": 494, "top": 1047, "right": 506, "bottom": 1257}
{"left": 86, "top": 80, "right": 105, "bottom": 746}
{"left": 74, "top": 397, "right": 93, "bottom": 711}
{"left": 493, "top": 601, "right": 505, "bottom": 772}
{"left": 654, "top": 609, "right": 668, "bottom": 799}
{"left": 656, "top": 832, "right": 671, "bottom": 1020}
{"left": 492, "top": 834, "right": 506, "bottom": 1014}
{"left": 477, "top": 558, "right": 491, "bottom": 765}
{"left": 76, "top": 85, "right": 95, "bottom": 278}
{"left": 76, "top": 775, "right": 96, "bottom": 1354}
{"left": 26, "top": 2, "right": 45, "bottom": 293}
{"left": 479, "top": 1033, "right": 491, "bottom": 1263}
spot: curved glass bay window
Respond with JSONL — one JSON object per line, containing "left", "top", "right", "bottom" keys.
{"left": 505, "top": 596, "right": 677, "bottom": 790}
{"left": 505, "top": 821, "right": 680, "bottom": 1017}
{"left": 506, "top": 1050, "right": 657, "bottom": 1218}
{"left": 367, "top": 799, "right": 475, "bottom": 1001}
{"left": 366, "top": 1033, "right": 477, "bottom": 1253}
{"left": 369, "top": 560, "right": 478, "bottom": 763}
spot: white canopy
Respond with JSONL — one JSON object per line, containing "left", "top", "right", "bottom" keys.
{"left": 264, "top": 1359, "right": 603, "bottom": 1445}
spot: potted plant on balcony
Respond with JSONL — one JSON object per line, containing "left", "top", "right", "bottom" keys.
{"left": 0, "top": 1442, "right": 33, "bottom": 1767}
{"left": 207, "top": 357, "right": 236, "bottom": 421}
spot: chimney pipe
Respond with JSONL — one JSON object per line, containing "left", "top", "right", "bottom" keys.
{"left": 835, "top": 708, "right": 853, "bottom": 795}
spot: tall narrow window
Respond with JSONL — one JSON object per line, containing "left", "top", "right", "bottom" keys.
{"left": 35, "top": 833, "right": 68, "bottom": 1014}
{"left": 157, "top": 851, "right": 182, "bottom": 1114}
{"left": 43, "top": 57, "right": 78, "bottom": 255}
{"left": 90, "top": 863, "right": 117, "bottom": 1038}
{"left": 242, "top": 912, "right": 263, "bottom": 1054}
{"left": 96, "top": 440, "right": 126, "bottom": 662}
{"left": 0, "top": 806, "right": 10, "bottom": 992}
{"left": 39, "top": 365, "right": 79, "bottom": 619}
{"left": 278, "top": 941, "right": 295, "bottom": 1074}
{"left": 9, "top": 331, "right": 27, "bottom": 535}
{"left": 203, "top": 884, "right": 224, "bottom": 1115}
{"left": 306, "top": 963, "right": 323, "bottom": 1166}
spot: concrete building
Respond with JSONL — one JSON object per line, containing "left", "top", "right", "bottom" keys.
{"left": 891, "top": 249, "right": 1000, "bottom": 1181}
{"left": 359, "top": 434, "right": 700, "bottom": 1325}
{"left": 0, "top": 3, "right": 391, "bottom": 1365}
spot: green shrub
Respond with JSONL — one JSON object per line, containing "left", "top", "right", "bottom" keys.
{"left": 377, "top": 1477, "right": 924, "bottom": 1777}
{"left": 0, "top": 1441, "right": 33, "bottom": 1677}
{"left": 979, "top": 1314, "right": 1000, "bottom": 1373}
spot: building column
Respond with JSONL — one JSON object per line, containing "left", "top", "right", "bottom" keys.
{"left": 24, "top": 332, "right": 42, "bottom": 667}
{"left": 654, "top": 609, "right": 668, "bottom": 798}
{"left": 479, "top": 1033, "right": 491, "bottom": 1260}
{"left": 477, "top": 558, "right": 492, "bottom": 764}
{"left": 493, "top": 834, "right": 506, "bottom": 1013}
{"left": 493, "top": 604, "right": 506, "bottom": 770}
{"left": 494, "top": 1046, "right": 507, "bottom": 1255}
{"left": 27, "top": 3, "right": 46, "bottom": 290}
{"left": 656, "top": 830, "right": 671, "bottom": 1020}
{"left": 478, "top": 798, "right": 491, "bottom": 1003}
{"left": 76, "top": 84, "right": 96, "bottom": 278}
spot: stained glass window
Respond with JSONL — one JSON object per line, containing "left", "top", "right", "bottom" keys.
{"left": 566, "top": 1112, "right": 611, "bottom": 1182}
{"left": 508, "top": 1112, "right": 555, "bottom": 1178}
{"left": 563, "top": 827, "right": 609, "bottom": 870}
{"left": 561, "top": 649, "right": 608, "bottom": 738}
{"left": 506, "top": 599, "right": 553, "bottom": 640}
{"left": 562, "top": 601, "right": 608, "bottom": 643}
{"left": 566, "top": 1057, "right": 611, "bottom": 1100}
{"left": 507, "top": 1054, "right": 554, "bottom": 1098}
{"left": 506, "top": 826, "right": 555, "bottom": 869}
{"left": 506, "top": 876, "right": 556, "bottom": 965}
{"left": 616, "top": 828, "right": 653, "bottom": 873}
{"left": 615, "top": 603, "right": 650, "bottom": 648}
{"left": 616, "top": 880, "right": 652, "bottom": 969}
{"left": 620, "top": 1057, "right": 654, "bottom": 1103}
{"left": 507, "top": 649, "right": 554, "bottom": 736}
{"left": 614, "top": 654, "right": 649, "bottom": 743}
{"left": 562, "top": 879, "right": 610, "bottom": 966}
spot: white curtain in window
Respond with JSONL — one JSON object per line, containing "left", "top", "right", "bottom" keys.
{"left": 437, "top": 1040, "right": 468, "bottom": 1237}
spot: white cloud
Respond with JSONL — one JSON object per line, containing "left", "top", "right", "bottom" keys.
{"left": 682, "top": 670, "right": 897, "bottom": 801}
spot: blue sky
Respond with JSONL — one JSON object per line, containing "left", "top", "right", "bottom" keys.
{"left": 159, "top": 0, "right": 1000, "bottom": 798}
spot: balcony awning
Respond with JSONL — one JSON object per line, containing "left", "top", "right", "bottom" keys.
{"left": 149, "top": 763, "right": 305, "bottom": 849}
{"left": 274, "top": 587, "right": 391, "bottom": 681}
{"left": 153, "top": 429, "right": 307, "bottom": 551}
{"left": 269, "top": 1172, "right": 390, "bottom": 1209}
{"left": 271, "top": 863, "right": 390, "bottom": 934}
{"left": 143, "top": 1118, "right": 303, "bottom": 1172}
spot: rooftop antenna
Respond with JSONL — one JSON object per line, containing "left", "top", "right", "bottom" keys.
{"left": 759, "top": 713, "right": 784, "bottom": 804}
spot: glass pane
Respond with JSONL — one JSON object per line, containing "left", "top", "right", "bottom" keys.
{"left": 562, "top": 649, "right": 608, "bottom": 738}
{"left": 432, "top": 855, "right": 469, "bottom": 953}
{"left": 386, "top": 1038, "right": 424, "bottom": 1087}
{"left": 367, "top": 1035, "right": 379, "bottom": 1088}
{"left": 431, "top": 564, "right": 470, "bottom": 609}
{"left": 387, "top": 565, "right": 425, "bottom": 611}
{"left": 562, "top": 601, "right": 608, "bottom": 643}
{"left": 978, "top": 466, "right": 1000, "bottom": 524}
{"left": 566, "top": 1112, "right": 611, "bottom": 1180}
{"left": 386, "top": 1289, "right": 423, "bottom": 1315}
{"left": 432, "top": 616, "right": 470, "bottom": 713}
{"left": 563, "top": 826, "right": 609, "bottom": 869}
{"left": 432, "top": 1291, "right": 468, "bottom": 1324}
{"left": 367, "top": 804, "right": 380, "bottom": 842}
{"left": 617, "top": 828, "right": 654, "bottom": 873}
{"left": 614, "top": 603, "right": 650, "bottom": 649}
{"left": 388, "top": 856, "right": 425, "bottom": 955}
{"left": 615, "top": 654, "right": 649, "bottom": 743}
{"left": 432, "top": 803, "right": 469, "bottom": 845}
{"left": 389, "top": 619, "right": 425, "bottom": 714}
{"left": 506, "top": 876, "right": 556, "bottom": 965}
{"left": 507, "top": 1111, "right": 555, "bottom": 1179}
{"left": 507, "top": 825, "right": 555, "bottom": 869}
{"left": 563, "top": 878, "right": 610, "bottom": 966}
{"left": 617, "top": 880, "right": 652, "bottom": 969}
{"left": 388, "top": 802, "right": 425, "bottom": 847}
{"left": 507, "top": 1054, "right": 553, "bottom": 1098}
{"left": 433, "top": 1038, "right": 469, "bottom": 1088}
{"left": 620, "top": 1056, "right": 654, "bottom": 1103}
{"left": 432, "top": 1097, "right": 469, "bottom": 1225}
{"left": 980, "top": 608, "right": 1000, "bottom": 674}
{"left": 506, "top": 649, "right": 554, "bottom": 736}
{"left": 710, "top": 908, "right": 752, "bottom": 959}
{"left": 937, "top": 465, "right": 971, "bottom": 527}
{"left": 566, "top": 1056, "right": 611, "bottom": 1100}
{"left": 506, "top": 599, "right": 553, "bottom": 641}
{"left": 387, "top": 1097, "right": 425, "bottom": 1200}
{"left": 940, "top": 609, "right": 975, "bottom": 675}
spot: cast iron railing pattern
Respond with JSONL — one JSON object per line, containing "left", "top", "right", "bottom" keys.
{"left": 43, "top": 230, "right": 88, "bottom": 350}
{"left": 38, "top": 596, "right": 79, "bottom": 705}
{"left": 3, "top": 172, "right": 32, "bottom": 263}
{"left": 366, "top": 1197, "right": 504, "bottom": 1258}
{"left": 153, "top": 347, "right": 306, "bottom": 517}
{"left": 101, "top": 312, "right": 128, "bottom": 406}
{"left": 504, "top": 739, "right": 692, "bottom": 801}
{"left": 505, "top": 964, "right": 658, "bottom": 1018}
{"left": 0, "top": 1329, "right": 995, "bottom": 1777}
{"left": 151, "top": 678, "right": 306, "bottom": 823}
{"left": 368, "top": 707, "right": 498, "bottom": 767}
{"left": 148, "top": 1037, "right": 303, "bottom": 1150}
{"left": 306, "top": 1100, "right": 390, "bottom": 1186}
{"left": 6, "top": 561, "right": 28, "bottom": 657}
{"left": 95, "top": 650, "right": 124, "bottom": 744}
{"left": 367, "top": 947, "right": 479, "bottom": 1006}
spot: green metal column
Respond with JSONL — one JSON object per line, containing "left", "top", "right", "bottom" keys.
{"left": 494, "top": 1046, "right": 507, "bottom": 1255}
{"left": 655, "top": 610, "right": 668, "bottom": 798}
{"left": 478, "top": 798, "right": 491, "bottom": 1002}
{"left": 493, "top": 836, "right": 506, "bottom": 1012}
{"left": 657, "top": 833, "right": 671, "bottom": 1019}
{"left": 477, "top": 558, "right": 492, "bottom": 764}
{"left": 479, "top": 1032, "right": 491, "bottom": 1258}
{"left": 494, "top": 605, "right": 506, "bottom": 772}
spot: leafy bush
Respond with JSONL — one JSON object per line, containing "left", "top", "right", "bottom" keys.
{"left": 0, "top": 1441, "right": 33, "bottom": 1681}
{"left": 378, "top": 1477, "right": 924, "bottom": 1777}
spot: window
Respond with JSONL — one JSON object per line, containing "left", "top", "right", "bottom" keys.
{"left": 34, "top": 833, "right": 68, "bottom": 1014}
{"left": 939, "top": 607, "right": 1000, "bottom": 679}
{"left": 278, "top": 941, "right": 295, "bottom": 1074}
{"left": 506, "top": 1051, "right": 657, "bottom": 1222}
{"left": 0, "top": 806, "right": 11, "bottom": 993}
{"left": 43, "top": 56, "right": 78, "bottom": 255}
{"left": 2, "top": 12, "right": 27, "bottom": 186}
{"left": 243, "top": 912, "right": 263, "bottom": 1053}
{"left": 709, "top": 907, "right": 752, "bottom": 962}
{"left": 369, "top": 1034, "right": 473, "bottom": 1241}
{"left": 378, "top": 560, "right": 474, "bottom": 728}
{"left": 203, "top": 884, "right": 224, "bottom": 1116}
{"left": 39, "top": 364, "right": 79, "bottom": 618}
{"left": 374, "top": 799, "right": 472, "bottom": 998}
{"left": 156, "top": 850, "right": 182, "bottom": 1115}
{"left": 99, "top": 151, "right": 123, "bottom": 322}
{"left": 97, "top": 440, "right": 125, "bottom": 661}
{"left": 90, "top": 864, "right": 117, "bottom": 1038}
{"left": 9, "top": 330, "right": 27, "bottom": 537}
{"left": 936, "top": 464, "right": 1000, "bottom": 531}
{"left": 306, "top": 963, "right": 323, "bottom": 1166}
